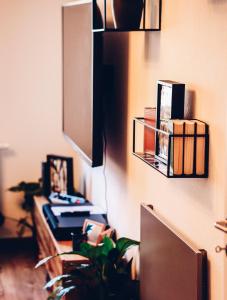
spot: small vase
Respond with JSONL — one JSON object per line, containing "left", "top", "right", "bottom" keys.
{"left": 112, "top": 0, "right": 144, "bottom": 30}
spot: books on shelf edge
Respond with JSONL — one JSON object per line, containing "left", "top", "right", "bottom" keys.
{"left": 184, "top": 120, "right": 195, "bottom": 175}
{"left": 168, "top": 120, "right": 184, "bottom": 175}
{"left": 168, "top": 119, "right": 207, "bottom": 176}
{"left": 196, "top": 120, "right": 206, "bottom": 175}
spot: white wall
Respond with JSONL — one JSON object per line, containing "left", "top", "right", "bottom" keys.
{"left": 0, "top": 0, "right": 79, "bottom": 236}
{"left": 0, "top": 0, "right": 226, "bottom": 299}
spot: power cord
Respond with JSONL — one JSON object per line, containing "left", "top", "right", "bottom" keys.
{"left": 103, "top": 125, "right": 109, "bottom": 223}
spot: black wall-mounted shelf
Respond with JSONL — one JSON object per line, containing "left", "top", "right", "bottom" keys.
{"left": 133, "top": 117, "right": 209, "bottom": 178}
{"left": 93, "top": 0, "right": 162, "bottom": 32}
{"left": 215, "top": 221, "right": 227, "bottom": 233}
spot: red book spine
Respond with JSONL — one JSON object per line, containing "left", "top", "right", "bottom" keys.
{"left": 144, "top": 108, "right": 156, "bottom": 155}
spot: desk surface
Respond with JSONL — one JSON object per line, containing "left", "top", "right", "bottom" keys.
{"left": 34, "top": 196, "right": 88, "bottom": 263}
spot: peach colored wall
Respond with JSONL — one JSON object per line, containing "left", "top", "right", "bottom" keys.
{"left": 88, "top": 1, "right": 227, "bottom": 299}
{"left": 0, "top": 0, "right": 226, "bottom": 299}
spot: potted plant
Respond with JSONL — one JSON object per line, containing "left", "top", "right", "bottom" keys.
{"left": 8, "top": 180, "right": 42, "bottom": 212}
{"left": 36, "top": 237, "right": 140, "bottom": 300}
{"left": 0, "top": 180, "right": 42, "bottom": 236}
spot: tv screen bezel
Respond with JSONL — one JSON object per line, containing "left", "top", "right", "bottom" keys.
{"left": 62, "top": 1, "right": 103, "bottom": 168}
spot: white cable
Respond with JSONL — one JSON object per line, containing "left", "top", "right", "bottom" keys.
{"left": 103, "top": 129, "right": 108, "bottom": 221}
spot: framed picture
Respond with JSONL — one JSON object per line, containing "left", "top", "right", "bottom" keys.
{"left": 83, "top": 219, "right": 106, "bottom": 246}
{"left": 46, "top": 155, "right": 74, "bottom": 196}
{"left": 156, "top": 80, "right": 185, "bottom": 124}
{"left": 156, "top": 81, "right": 185, "bottom": 162}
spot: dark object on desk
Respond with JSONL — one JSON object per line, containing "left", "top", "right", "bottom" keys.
{"left": 42, "top": 204, "right": 107, "bottom": 241}
{"left": 140, "top": 204, "right": 208, "bottom": 300}
{"left": 71, "top": 232, "right": 88, "bottom": 251}
{"left": 61, "top": 211, "right": 90, "bottom": 217}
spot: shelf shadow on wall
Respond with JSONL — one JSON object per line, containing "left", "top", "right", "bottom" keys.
{"left": 103, "top": 33, "right": 129, "bottom": 172}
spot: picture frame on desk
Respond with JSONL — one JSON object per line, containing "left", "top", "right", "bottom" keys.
{"left": 83, "top": 219, "right": 106, "bottom": 246}
{"left": 46, "top": 155, "right": 74, "bottom": 196}
{"left": 155, "top": 80, "right": 185, "bottom": 163}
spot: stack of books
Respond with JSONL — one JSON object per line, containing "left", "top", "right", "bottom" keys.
{"left": 168, "top": 120, "right": 207, "bottom": 176}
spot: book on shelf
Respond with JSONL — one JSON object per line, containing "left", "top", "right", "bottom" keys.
{"left": 168, "top": 120, "right": 184, "bottom": 175}
{"left": 144, "top": 107, "right": 156, "bottom": 155}
{"left": 184, "top": 120, "right": 195, "bottom": 175}
{"left": 196, "top": 120, "right": 206, "bottom": 175}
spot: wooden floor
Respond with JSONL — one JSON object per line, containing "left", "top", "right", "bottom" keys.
{"left": 0, "top": 239, "right": 48, "bottom": 300}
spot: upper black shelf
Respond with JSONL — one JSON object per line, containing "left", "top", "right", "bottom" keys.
{"left": 93, "top": 0, "right": 162, "bottom": 32}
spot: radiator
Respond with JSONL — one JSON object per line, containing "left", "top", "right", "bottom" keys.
{"left": 140, "top": 204, "right": 208, "bottom": 300}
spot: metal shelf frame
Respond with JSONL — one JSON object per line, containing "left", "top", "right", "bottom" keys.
{"left": 133, "top": 117, "right": 209, "bottom": 178}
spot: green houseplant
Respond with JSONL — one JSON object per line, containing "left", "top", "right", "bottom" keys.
{"left": 0, "top": 180, "right": 42, "bottom": 236}
{"left": 8, "top": 180, "right": 42, "bottom": 211}
{"left": 36, "top": 237, "right": 140, "bottom": 300}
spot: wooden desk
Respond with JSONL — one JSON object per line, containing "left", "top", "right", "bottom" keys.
{"left": 33, "top": 196, "right": 87, "bottom": 299}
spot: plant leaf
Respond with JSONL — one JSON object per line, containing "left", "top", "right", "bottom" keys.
{"left": 101, "top": 236, "right": 114, "bottom": 256}
{"left": 44, "top": 274, "right": 71, "bottom": 289}
{"left": 35, "top": 256, "right": 54, "bottom": 268}
{"left": 77, "top": 243, "right": 103, "bottom": 261}
{"left": 116, "top": 238, "right": 140, "bottom": 258}
{"left": 8, "top": 181, "right": 41, "bottom": 193}
{"left": 47, "top": 286, "right": 63, "bottom": 300}
{"left": 80, "top": 242, "right": 94, "bottom": 256}
{"left": 56, "top": 286, "right": 76, "bottom": 299}
{"left": 35, "top": 250, "right": 81, "bottom": 269}
{"left": 87, "top": 245, "right": 103, "bottom": 260}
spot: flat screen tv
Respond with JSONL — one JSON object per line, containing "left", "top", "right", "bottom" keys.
{"left": 62, "top": 1, "right": 103, "bottom": 167}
